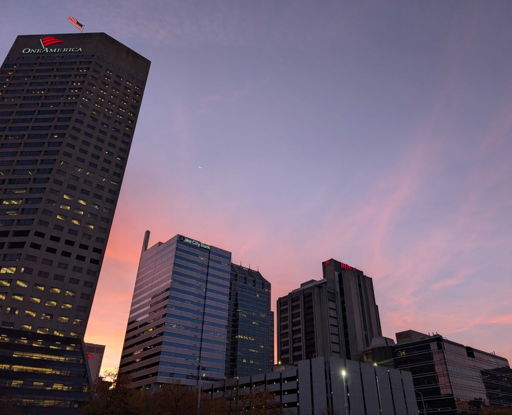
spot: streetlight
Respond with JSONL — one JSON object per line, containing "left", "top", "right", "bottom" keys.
{"left": 415, "top": 390, "right": 426, "bottom": 415}
{"left": 375, "top": 373, "right": 383, "bottom": 414}
{"left": 341, "top": 369, "right": 349, "bottom": 415}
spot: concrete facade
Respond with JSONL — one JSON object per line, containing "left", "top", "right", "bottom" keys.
{"left": 204, "top": 356, "right": 419, "bottom": 415}
{"left": 277, "top": 259, "right": 381, "bottom": 365}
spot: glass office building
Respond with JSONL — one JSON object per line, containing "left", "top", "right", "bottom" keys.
{"left": 119, "top": 234, "right": 232, "bottom": 388}
{"left": 368, "top": 330, "right": 511, "bottom": 415}
{"left": 226, "top": 264, "right": 273, "bottom": 378}
{"left": 120, "top": 234, "right": 275, "bottom": 388}
{"left": 0, "top": 33, "right": 150, "bottom": 413}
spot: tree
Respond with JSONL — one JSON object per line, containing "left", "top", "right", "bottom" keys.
{"left": 481, "top": 406, "right": 512, "bottom": 415}
{"left": 80, "top": 375, "right": 231, "bottom": 415}
{"left": 233, "top": 387, "right": 284, "bottom": 415}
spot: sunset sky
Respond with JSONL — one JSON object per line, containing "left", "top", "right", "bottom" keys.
{"left": 1, "top": 0, "right": 511, "bottom": 373}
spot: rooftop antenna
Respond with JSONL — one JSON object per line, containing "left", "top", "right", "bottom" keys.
{"left": 67, "top": 16, "right": 85, "bottom": 32}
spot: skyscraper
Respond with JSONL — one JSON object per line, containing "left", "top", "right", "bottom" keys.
{"left": 226, "top": 264, "right": 273, "bottom": 378}
{"left": 0, "top": 33, "right": 150, "bottom": 413}
{"left": 119, "top": 233, "right": 274, "bottom": 389}
{"left": 277, "top": 258, "right": 381, "bottom": 365}
{"left": 120, "top": 233, "right": 233, "bottom": 389}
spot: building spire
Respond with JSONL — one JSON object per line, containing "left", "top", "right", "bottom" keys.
{"left": 141, "top": 230, "right": 150, "bottom": 254}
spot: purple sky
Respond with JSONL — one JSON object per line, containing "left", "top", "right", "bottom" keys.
{"left": 2, "top": 1, "right": 511, "bottom": 373}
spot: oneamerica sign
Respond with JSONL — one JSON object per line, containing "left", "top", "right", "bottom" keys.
{"left": 22, "top": 47, "right": 83, "bottom": 54}
{"left": 22, "top": 37, "right": 83, "bottom": 54}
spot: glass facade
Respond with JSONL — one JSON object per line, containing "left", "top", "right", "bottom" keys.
{"left": 120, "top": 235, "right": 275, "bottom": 389}
{"left": 226, "top": 265, "right": 273, "bottom": 378}
{"left": 120, "top": 234, "right": 232, "bottom": 388}
{"left": 0, "top": 33, "right": 149, "bottom": 413}
{"left": 393, "top": 333, "right": 509, "bottom": 414}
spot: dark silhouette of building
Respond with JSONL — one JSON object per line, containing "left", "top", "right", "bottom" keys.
{"left": 0, "top": 33, "right": 150, "bottom": 413}
{"left": 277, "top": 258, "right": 381, "bottom": 365}
{"left": 84, "top": 342, "right": 105, "bottom": 384}
{"left": 226, "top": 264, "right": 273, "bottom": 378}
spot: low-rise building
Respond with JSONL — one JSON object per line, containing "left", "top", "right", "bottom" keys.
{"left": 364, "top": 330, "right": 510, "bottom": 414}
{"left": 204, "top": 356, "right": 418, "bottom": 414}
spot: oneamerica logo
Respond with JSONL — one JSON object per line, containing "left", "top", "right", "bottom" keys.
{"left": 22, "top": 36, "right": 83, "bottom": 54}
{"left": 22, "top": 47, "right": 83, "bottom": 54}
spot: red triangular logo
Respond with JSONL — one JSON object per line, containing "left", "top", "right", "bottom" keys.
{"left": 40, "top": 36, "right": 64, "bottom": 47}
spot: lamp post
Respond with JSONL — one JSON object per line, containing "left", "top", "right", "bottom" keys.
{"left": 375, "top": 370, "right": 383, "bottom": 414}
{"left": 416, "top": 390, "right": 426, "bottom": 415}
{"left": 341, "top": 369, "right": 349, "bottom": 415}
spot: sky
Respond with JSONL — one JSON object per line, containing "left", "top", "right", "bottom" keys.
{"left": 1, "top": 0, "right": 511, "bottom": 374}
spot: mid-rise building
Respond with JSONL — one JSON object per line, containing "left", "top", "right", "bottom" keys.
{"left": 0, "top": 33, "right": 149, "bottom": 413}
{"left": 364, "top": 330, "right": 510, "bottom": 414}
{"left": 226, "top": 264, "right": 273, "bottom": 378}
{"left": 204, "top": 356, "right": 419, "bottom": 415}
{"left": 277, "top": 259, "right": 381, "bottom": 365}
{"left": 119, "top": 233, "right": 274, "bottom": 389}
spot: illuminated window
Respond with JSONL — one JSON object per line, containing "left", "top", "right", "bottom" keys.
{"left": 30, "top": 297, "right": 41, "bottom": 303}
{"left": 52, "top": 383, "right": 71, "bottom": 391}
{"left": 64, "top": 290, "right": 75, "bottom": 297}
{"left": 36, "top": 328, "right": 49, "bottom": 334}
{"left": 53, "top": 330, "right": 64, "bottom": 337}
{"left": 0, "top": 267, "right": 16, "bottom": 274}
{"left": 2, "top": 199, "right": 22, "bottom": 205}
{"left": 72, "top": 319, "right": 82, "bottom": 325}
{"left": 6, "top": 306, "right": 19, "bottom": 315}
{"left": 59, "top": 204, "right": 71, "bottom": 210}
{"left": 11, "top": 380, "right": 23, "bottom": 388}
{"left": 0, "top": 293, "right": 6, "bottom": 300}
{"left": 49, "top": 287, "right": 61, "bottom": 294}
{"left": 61, "top": 303, "right": 72, "bottom": 309}
{"left": 78, "top": 199, "right": 87, "bottom": 205}
{"left": 35, "top": 284, "right": 45, "bottom": 291}
{"left": 71, "top": 219, "right": 80, "bottom": 225}
{"left": 74, "top": 209, "right": 84, "bottom": 215}
{"left": 41, "top": 313, "right": 53, "bottom": 320}
{"left": 12, "top": 294, "right": 24, "bottom": 301}
{"left": 24, "top": 310, "right": 36, "bottom": 317}
{"left": 21, "top": 324, "right": 32, "bottom": 330}
{"left": 63, "top": 194, "right": 72, "bottom": 200}
{"left": 57, "top": 316, "right": 69, "bottom": 323}
{"left": 56, "top": 214, "right": 66, "bottom": 221}
{"left": 86, "top": 224, "right": 95, "bottom": 230}
{"left": 16, "top": 280, "right": 28, "bottom": 288}
{"left": 44, "top": 300, "right": 57, "bottom": 307}
{"left": 0, "top": 279, "right": 11, "bottom": 287}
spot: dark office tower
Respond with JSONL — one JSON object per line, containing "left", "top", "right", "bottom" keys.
{"left": 277, "top": 258, "right": 381, "bottom": 365}
{"left": 120, "top": 234, "right": 232, "bottom": 389}
{"left": 0, "top": 33, "right": 149, "bottom": 413}
{"left": 226, "top": 264, "right": 273, "bottom": 378}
